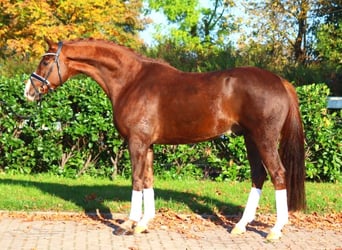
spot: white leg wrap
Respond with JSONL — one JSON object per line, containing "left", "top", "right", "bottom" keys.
{"left": 236, "top": 187, "right": 262, "bottom": 229}
{"left": 271, "top": 189, "right": 289, "bottom": 233}
{"left": 138, "top": 188, "right": 155, "bottom": 227}
{"left": 129, "top": 190, "right": 142, "bottom": 222}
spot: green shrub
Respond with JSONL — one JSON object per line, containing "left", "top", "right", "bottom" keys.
{"left": 0, "top": 75, "right": 130, "bottom": 178}
{"left": 0, "top": 75, "right": 340, "bottom": 182}
{"left": 297, "top": 84, "right": 342, "bottom": 182}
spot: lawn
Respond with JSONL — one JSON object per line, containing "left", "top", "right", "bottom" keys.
{"left": 0, "top": 173, "right": 340, "bottom": 215}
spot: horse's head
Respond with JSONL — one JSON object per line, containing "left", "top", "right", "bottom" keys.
{"left": 25, "top": 40, "right": 67, "bottom": 101}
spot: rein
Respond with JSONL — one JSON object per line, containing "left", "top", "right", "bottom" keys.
{"left": 29, "top": 41, "right": 63, "bottom": 99}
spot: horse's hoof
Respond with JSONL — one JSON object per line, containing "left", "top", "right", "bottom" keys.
{"left": 134, "top": 225, "right": 148, "bottom": 234}
{"left": 114, "top": 227, "right": 134, "bottom": 236}
{"left": 266, "top": 230, "right": 282, "bottom": 240}
{"left": 231, "top": 225, "right": 246, "bottom": 235}
{"left": 113, "top": 220, "right": 135, "bottom": 236}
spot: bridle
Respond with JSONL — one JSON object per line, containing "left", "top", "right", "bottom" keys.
{"left": 29, "top": 41, "right": 63, "bottom": 98}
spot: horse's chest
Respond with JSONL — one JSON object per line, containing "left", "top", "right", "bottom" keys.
{"left": 113, "top": 98, "right": 159, "bottom": 138}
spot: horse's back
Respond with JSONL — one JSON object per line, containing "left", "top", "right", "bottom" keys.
{"left": 152, "top": 67, "right": 290, "bottom": 144}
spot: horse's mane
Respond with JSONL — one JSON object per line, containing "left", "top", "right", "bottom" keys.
{"left": 65, "top": 38, "right": 172, "bottom": 67}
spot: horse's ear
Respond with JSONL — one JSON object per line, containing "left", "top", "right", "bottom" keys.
{"left": 44, "top": 38, "right": 54, "bottom": 48}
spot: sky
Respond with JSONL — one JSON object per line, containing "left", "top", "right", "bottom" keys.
{"left": 139, "top": 10, "right": 166, "bottom": 45}
{"left": 139, "top": 0, "right": 246, "bottom": 46}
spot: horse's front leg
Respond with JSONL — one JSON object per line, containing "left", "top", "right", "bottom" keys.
{"left": 133, "top": 145, "right": 155, "bottom": 233}
{"left": 119, "top": 139, "right": 155, "bottom": 235}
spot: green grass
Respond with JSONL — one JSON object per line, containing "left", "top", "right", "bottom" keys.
{"left": 0, "top": 173, "right": 341, "bottom": 215}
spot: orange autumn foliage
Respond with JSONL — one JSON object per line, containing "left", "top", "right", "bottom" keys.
{"left": 0, "top": 0, "right": 149, "bottom": 59}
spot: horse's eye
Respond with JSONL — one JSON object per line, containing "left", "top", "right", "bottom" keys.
{"left": 42, "top": 61, "right": 49, "bottom": 66}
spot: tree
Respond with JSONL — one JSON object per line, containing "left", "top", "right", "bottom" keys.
{"left": 0, "top": 0, "right": 147, "bottom": 59}
{"left": 312, "top": 0, "right": 342, "bottom": 95}
{"left": 314, "top": 0, "right": 342, "bottom": 25}
{"left": 147, "top": 0, "right": 237, "bottom": 48}
{"left": 144, "top": 0, "right": 238, "bottom": 72}
{"left": 312, "top": 0, "right": 342, "bottom": 64}
{"left": 240, "top": 0, "right": 312, "bottom": 65}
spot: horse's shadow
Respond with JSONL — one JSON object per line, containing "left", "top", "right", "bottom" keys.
{"left": 0, "top": 178, "right": 270, "bottom": 237}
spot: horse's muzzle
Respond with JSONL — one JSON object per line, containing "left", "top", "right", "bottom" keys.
{"left": 24, "top": 79, "right": 39, "bottom": 101}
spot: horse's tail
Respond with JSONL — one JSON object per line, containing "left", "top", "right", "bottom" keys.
{"left": 280, "top": 80, "right": 306, "bottom": 211}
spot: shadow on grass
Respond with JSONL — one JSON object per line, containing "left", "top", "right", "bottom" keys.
{"left": 0, "top": 178, "right": 247, "bottom": 233}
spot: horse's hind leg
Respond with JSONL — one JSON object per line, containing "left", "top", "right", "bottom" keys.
{"left": 232, "top": 135, "right": 267, "bottom": 234}
{"left": 253, "top": 134, "right": 288, "bottom": 240}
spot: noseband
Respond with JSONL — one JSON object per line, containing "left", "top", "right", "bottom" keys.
{"left": 29, "top": 41, "right": 63, "bottom": 98}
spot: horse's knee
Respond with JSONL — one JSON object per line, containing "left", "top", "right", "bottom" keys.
{"left": 132, "top": 178, "right": 144, "bottom": 191}
{"left": 132, "top": 173, "right": 153, "bottom": 190}
{"left": 143, "top": 176, "right": 153, "bottom": 189}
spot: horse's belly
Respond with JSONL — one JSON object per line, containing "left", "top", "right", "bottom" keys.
{"left": 155, "top": 119, "right": 238, "bottom": 145}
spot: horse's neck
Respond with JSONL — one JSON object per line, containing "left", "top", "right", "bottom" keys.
{"left": 66, "top": 42, "right": 141, "bottom": 99}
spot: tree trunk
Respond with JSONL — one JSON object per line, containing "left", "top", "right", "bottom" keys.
{"left": 293, "top": 0, "right": 309, "bottom": 64}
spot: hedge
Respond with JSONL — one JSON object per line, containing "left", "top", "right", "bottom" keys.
{"left": 0, "top": 75, "right": 341, "bottom": 182}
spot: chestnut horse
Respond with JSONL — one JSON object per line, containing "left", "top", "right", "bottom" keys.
{"left": 25, "top": 39, "right": 305, "bottom": 240}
